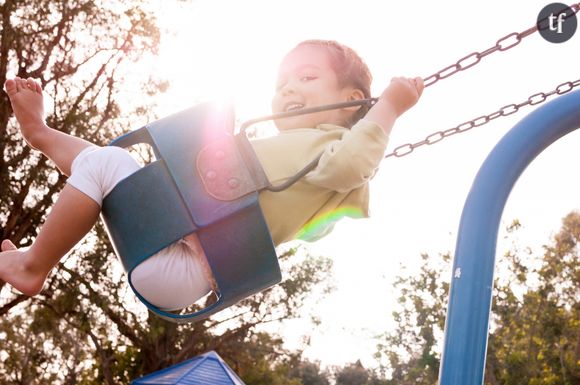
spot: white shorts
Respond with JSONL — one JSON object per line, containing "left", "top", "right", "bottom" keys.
{"left": 67, "top": 146, "right": 211, "bottom": 311}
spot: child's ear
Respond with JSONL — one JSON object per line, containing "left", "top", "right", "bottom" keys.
{"left": 343, "top": 88, "right": 365, "bottom": 111}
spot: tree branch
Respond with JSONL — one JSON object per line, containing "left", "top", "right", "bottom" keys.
{"left": 28, "top": 4, "right": 70, "bottom": 79}
{"left": 0, "top": 289, "right": 30, "bottom": 316}
{"left": 59, "top": 263, "right": 142, "bottom": 345}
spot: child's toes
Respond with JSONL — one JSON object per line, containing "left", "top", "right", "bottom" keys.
{"left": 14, "top": 77, "right": 24, "bottom": 92}
{"left": 1, "top": 239, "right": 17, "bottom": 252}
{"left": 33, "top": 80, "right": 42, "bottom": 93}
{"left": 4, "top": 79, "right": 17, "bottom": 96}
{"left": 25, "top": 78, "right": 40, "bottom": 93}
{"left": 16, "top": 77, "right": 28, "bottom": 92}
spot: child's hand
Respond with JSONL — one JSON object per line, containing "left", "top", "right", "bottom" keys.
{"left": 379, "top": 76, "right": 424, "bottom": 117}
{"left": 363, "top": 76, "right": 423, "bottom": 136}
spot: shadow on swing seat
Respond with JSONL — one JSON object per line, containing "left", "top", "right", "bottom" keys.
{"left": 101, "top": 102, "right": 281, "bottom": 324}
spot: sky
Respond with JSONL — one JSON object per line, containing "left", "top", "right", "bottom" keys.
{"left": 140, "top": 0, "right": 580, "bottom": 369}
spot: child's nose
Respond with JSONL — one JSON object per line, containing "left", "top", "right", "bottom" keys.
{"left": 280, "top": 79, "right": 298, "bottom": 96}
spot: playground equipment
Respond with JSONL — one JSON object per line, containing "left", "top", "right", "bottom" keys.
{"left": 131, "top": 351, "right": 245, "bottom": 384}
{"left": 121, "top": 81, "right": 580, "bottom": 381}
{"left": 101, "top": 103, "right": 281, "bottom": 323}
{"left": 438, "top": 89, "right": 580, "bottom": 384}
{"left": 98, "top": 3, "right": 579, "bottom": 324}
{"left": 93, "top": 3, "right": 580, "bottom": 384}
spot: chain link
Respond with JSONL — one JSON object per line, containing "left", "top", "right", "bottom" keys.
{"left": 385, "top": 79, "right": 580, "bottom": 158}
{"left": 422, "top": 28, "right": 525, "bottom": 87}
{"left": 422, "top": 2, "right": 579, "bottom": 88}
{"left": 239, "top": 3, "right": 580, "bottom": 162}
{"left": 386, "top": 3, "right": 580, "bottom": 159}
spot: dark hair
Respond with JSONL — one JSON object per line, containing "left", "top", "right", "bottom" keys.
{"left": 295, "top": 39, "right": 373, "bottom": 127}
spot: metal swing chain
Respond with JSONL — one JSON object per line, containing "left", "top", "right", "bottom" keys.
{"left": 422, "top": 2, "right": 579, "bottom": 88}
{"left": 242, "top": 3, "right": 579, "bottom": 154}
{"left": 386, "top": 2, "right": 580, "bottom": 158}
{"left": 239, "top": 3, "right": 580, "bottom": 192}
{"left": 386, "top": 78, "right": 580, "bottom": 158}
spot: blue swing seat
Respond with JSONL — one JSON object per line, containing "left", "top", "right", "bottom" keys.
{"left": 101, "top": 102, "right": 281, "bottom": 323}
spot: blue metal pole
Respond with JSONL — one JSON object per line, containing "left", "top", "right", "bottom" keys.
{"left": 438, "top": 89, "right": 580, "bottom": 385}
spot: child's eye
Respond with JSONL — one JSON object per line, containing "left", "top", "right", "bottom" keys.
{"left": 300, "top": 75, "right": 317, "bottom": 82}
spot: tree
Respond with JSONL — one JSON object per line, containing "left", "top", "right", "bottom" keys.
{"left": 335, "top": 361, "right": 369, "bottom": 385}
{"left": 0, "top": 1, "right": 163, "bottom": 383}
{"left": 330, "top": 360, "right": 390, "bottom": 385}
{"left": 485, "top": 215, "right": 579, "bottom": 385}
{"left": 0, "top": 1, "right": 335, "bottom": 384}
{"left": 373, "top": 251, "right": 447, "bottom": 385}
{"left": 289, "top": 359, "right": 331, "bottom": 385}
{"left": 375, "top": 213, "right": 580, "bottom": 385}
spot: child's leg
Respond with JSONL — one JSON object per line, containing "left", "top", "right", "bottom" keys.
{"left": 0, "top": 142, "right": 144, "bottom": 296}
{"left": 1, "top": 78, "right": 104, "bottom": 295}
{"left": 2, "top": 77, "right": 218, "bottom": 306}
{"left": 0, "top": 184, "right": 100, "bottom": 296}
{"left": 4, "top": 77, "right": 93, "bottom": 176}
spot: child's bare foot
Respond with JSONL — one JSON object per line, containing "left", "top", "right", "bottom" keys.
{"left": 0, "top": 239, "right": 46, "bottom": 296}
{"left": 4, "top": 77, "right": 51, "bottom": 150}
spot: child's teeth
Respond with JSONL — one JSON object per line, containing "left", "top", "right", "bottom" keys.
{"left": 287, "top": 104, "right": 303, "bottom": 111}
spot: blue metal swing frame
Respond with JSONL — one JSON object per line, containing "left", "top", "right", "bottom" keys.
{"left": 439, "top": 89, "right": 580, "bottom": 384}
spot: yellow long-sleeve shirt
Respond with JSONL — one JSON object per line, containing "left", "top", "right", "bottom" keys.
{"left": 251, "top": 119, "right": 389, "bottom": 246}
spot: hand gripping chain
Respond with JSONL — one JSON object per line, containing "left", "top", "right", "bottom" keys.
{"left": 385, "top": 2, "right": 580, "bottom": 158}
{"left": 241, "top": 3, "right": 579, "bottom": 160}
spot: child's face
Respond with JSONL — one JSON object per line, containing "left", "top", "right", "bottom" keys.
{"left": 272, "top": 44, "right": 361, "bottom": 130}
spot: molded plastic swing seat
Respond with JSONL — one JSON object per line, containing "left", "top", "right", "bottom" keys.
{"left": 100, "top": 102, "right": 281, "bottom": 323}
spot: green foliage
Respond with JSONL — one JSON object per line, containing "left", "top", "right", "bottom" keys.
{"left": 0, "top": 1, "right": 335, "bottom": 384}
{"left": 289, "top": 359, "right": 331, "bottom": 385}
{"left": 486, "top": 213, "right": 579, "bottom": 385}
{"left": 374, "top": 252, "right": 449, "bottom": 385}
{"left": 320, "top": 361, "right": 388, "bottom": 385}
{"left": 3, "top": 1, "right": 576, "bottom": 384}
{"left": 376, "top": 214, "right": 580, "bottom": 385}
{"left": 335, "top": 361, "right": 369, "bottom": 385}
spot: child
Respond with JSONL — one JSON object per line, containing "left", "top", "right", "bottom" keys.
{"left": 0, "top": 40, "right": 423, "bottom": 311}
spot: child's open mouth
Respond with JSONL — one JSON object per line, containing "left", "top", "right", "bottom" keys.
{"left": 284, "top": 103, "right": 304, "bottom": 112}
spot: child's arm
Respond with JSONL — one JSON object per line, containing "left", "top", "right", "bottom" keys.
{"left": 364, "top": 77, "right": 424, "bottom": 136}
{"left": 304, "top": 76, "right": 424, "bottom": 193}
